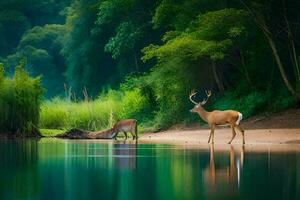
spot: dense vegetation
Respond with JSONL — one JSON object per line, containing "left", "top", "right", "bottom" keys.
{"left": 0, "top": 0, "right": 299, "bottom": 134}
{"left": 0, "top": 63, "right": 43, "bottom": 136}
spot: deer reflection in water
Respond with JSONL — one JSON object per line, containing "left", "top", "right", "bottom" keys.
{"left": 204, "top": 144, "right": 244, "bottom": 195}
{"left": 112, "top": 142, "right": 137, "bottom": 169}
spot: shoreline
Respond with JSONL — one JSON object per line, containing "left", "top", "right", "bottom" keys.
{"left": 139, "top": 128, "right": 300, "bottom": 145}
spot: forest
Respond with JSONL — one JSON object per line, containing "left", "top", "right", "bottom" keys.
{"left": 0, "top": 0, "right": 300, "bottom": 136}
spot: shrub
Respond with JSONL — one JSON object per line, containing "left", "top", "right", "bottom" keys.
{"left": 0, "top": 63, "right": 44, "bottom": 136}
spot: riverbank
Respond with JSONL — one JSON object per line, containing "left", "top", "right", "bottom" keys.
{"left": 140, "top": 128, "right": 300, "bottom": 145}
{"left": 139, "top": 108, "right": 300, "bottom": 145}
{"left": 36, "top": 108, "right": 300, "bottom": 145}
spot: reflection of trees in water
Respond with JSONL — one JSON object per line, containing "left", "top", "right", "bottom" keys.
{"left": 113, "top": 143, "right": 138, "bottom": 199}
{"left": 0, "top": 139, "right": 39, "bottom": 199}
{"left": 204, "top": 145, "right": 244, "bottom": 197}
{"left": 152, "top": 145, "right": 203, "bottom": 200}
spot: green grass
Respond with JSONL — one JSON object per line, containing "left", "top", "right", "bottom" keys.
{"left": 39, "top": 89, "right": 152, "bottom": 132}
{"left": 40, "top": 129, "right": 66, "bottom": 137}
{"left": 40, "top": 98, "right": 120, "bottom": 131}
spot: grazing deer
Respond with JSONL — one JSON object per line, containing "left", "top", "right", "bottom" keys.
{"left": 112, "top": 119, "right": 138, "bottom": 140}
{"left": 189, "top": 90, "right": 245, "bottom": 144}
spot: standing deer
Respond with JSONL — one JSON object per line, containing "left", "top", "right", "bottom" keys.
{"left": 189, "top": 90, "right": 245, "bottom": 144}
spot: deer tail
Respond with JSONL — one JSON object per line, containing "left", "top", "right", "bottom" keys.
{"left": 236, "top": 112, "right": 243, "bottom": 125}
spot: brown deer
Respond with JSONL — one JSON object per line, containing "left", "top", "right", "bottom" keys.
{"left": 56, "top": 119, "right": 138, "bottom": 140}
{"left": 189, "top": 90, "right": 245, "bottom": 144}
{"left": 111, "top": 119, "right": 138, "bottom": 140}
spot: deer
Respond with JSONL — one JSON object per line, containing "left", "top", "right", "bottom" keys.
{"left": 111, "top": 119, "right": 138, "bottom": 141}
{"left": 56, "top": 119, "right": 138, "bottom": 140}
{"left": 189, "top": 90, "right": 245, "bottom": 144}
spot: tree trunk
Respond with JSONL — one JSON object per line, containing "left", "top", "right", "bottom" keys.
{"left": 240, "top": 50, "right": 253, "bottom": 87}
{"left": 241, "top": 0, "right": 295, "bottom": 95}
{"left": 212, "top": 61, "right": 224, "bottom": 92}
{"left": 263, "top": 32, "right": 295, "bottom": 95}
{"left": 134, "top": 52, "right": 139, "bottom": 72}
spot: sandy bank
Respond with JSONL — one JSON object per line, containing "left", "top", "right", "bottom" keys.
{"left": 139, "top": 128, "right": 300, "bottom": 145}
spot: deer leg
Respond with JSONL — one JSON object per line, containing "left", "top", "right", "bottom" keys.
{"left": 208, "top": 124, "right": 215, "bottom": 144}
{"left": 235, "top": 125, "right": 245, "bottom": 144}
{"left": 212, "top": 125, "right": 215, "bottom": 144}
{"left": 135, "top": 132, "right": 138, "bottom": 140}
{"left": 228, "top": 125, "right": 237, "bottom": 144}
{"left": 114, "top": 132, "right": 118, "bottom": 140}
{"left": 134, "top": 124, "right": 138, "bottom": 140}
{"left": 208, "top": 133, "right": 211, "bottom": 143}
{"left": 132, "top": 131, "right": 136, "bottom": 140}
{"left": 123, "top": 132, "right": 128, "bottom": 141}
{"left": 208, "top": 130, "right": 212, "bottom": 143}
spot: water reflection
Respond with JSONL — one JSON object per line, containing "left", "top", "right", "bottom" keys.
{"left": 112, "top": 143, "right": 136, "bottom": 169}
{"left": 204, "top": 145, "right": 244, "bottom": 197}
{"left": 0, "top": 139, "right": 299, "bottom": 200}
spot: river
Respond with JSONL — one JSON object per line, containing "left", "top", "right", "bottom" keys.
{"left": 0, "top": 139, "right": 299, "bottom": 200}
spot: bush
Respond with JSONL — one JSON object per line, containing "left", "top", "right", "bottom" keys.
{"left": 0, "top": 63, "right": 44, "bottom": 136}
{"left": 212, "top": 87, "right": 294, "bottom": 118}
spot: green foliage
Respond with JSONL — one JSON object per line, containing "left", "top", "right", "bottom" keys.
{"left": 213, "top": 91, "right": 270, "bottom": 118}
{"left": 10, "top": 24, "right": 66, "bottom": 97}
{"left": 141, "top": 8, "right": 251, "bottom": 128}
{"left": 104, "top": 22, "right": 142, "bottom": 59}
{"left": 144, "top": 8, "right": 249, "bottom": 62}
{"left": 62, "top": 0, "right": 114, "bottom": 95}
{"left": 0, "top": 10, "right": 30, "bottom": 56}
{"left": 1, "top": 0, "right": 299, "bottom": 133}
{"left": 213, "top": 87, "right": 294, "bottom": 118}
{"left": 0, "top": 64, "right": 44, "bottom": 136}
{"left": 152, "top": 0, "right": 229, "bottom": 30}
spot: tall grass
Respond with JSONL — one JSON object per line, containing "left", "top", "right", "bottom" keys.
{"left": 0, "top": 64, "right": 44, "bottom": 136}
{"left": 39, "top": 89, "right": 152, "bottom": 132}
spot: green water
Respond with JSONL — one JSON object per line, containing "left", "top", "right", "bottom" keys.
{"left": 0, "top": 139, "right": 300, "bottom": 200}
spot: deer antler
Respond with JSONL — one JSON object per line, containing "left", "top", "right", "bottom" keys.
{"left": 205, "top": 90, "right": 211, "bottom": 97}
{"left": 189, "top": 90, "right": 199, "bottom": 105}
{"left": 200, "top": 90, "right": 212, "bottom": 105}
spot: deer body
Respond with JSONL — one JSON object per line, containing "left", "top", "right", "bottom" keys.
{"left": 189, "top": 90, "right": 245, "bottom": 144}
{"left": 195, "top": 109, "right": 242, "bottom": 126}
{"left": 112, "top": 119, "right": 138, "bottom": 140}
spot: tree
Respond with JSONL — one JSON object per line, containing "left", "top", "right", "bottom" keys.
{"left": 3, "top": 24, "right": 66, "bottom": 97}
{"left": 143, "top": 9, "right": 250, "bottom": 92}
{"left": 94, "top": 0, "right": 161, "bottom": 82}
{"left": 242, "top": 0, "right": 300, "bottom": 99}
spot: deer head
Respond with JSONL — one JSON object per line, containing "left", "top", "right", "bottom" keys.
{"left": 189, "top": 89, "right": 211, "bottom": 113}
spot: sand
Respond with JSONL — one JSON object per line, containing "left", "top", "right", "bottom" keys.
{"left": 139, "top": 128, "right": 300, "bottom": 145}
{"left": 139, "top": 109, "right": 300, "bottom": 146}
